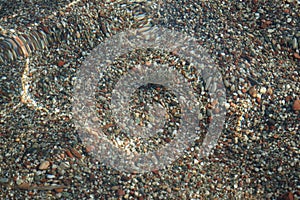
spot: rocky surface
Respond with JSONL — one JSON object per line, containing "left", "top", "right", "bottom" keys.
{"left": 0, "top": 0, "right": 299, "bottom": 199}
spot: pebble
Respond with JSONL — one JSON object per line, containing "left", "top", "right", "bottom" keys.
{"left": 267, "top": 87, "right": 273, "bottom": 95}
{"left": 167, "top": 187, "right": 172, "bottom": 193}
{"left": 38, "top": 161, "right": 50, "bottom": 170}
{"left": 0, "top": 178, "right": 9, "bottom": 183}
{"left": 278, "top": 192, "right": 294, "bottom": 200}
{"left": 18, "top": 182, "right": 30, "bottom": 190}
{"left": 59, "top": 162, "right": 70, "bottom": 169}
{"left": 292, "top": 99, "right": 300, "bottom": 111}
{"left": 70, "top": 148, "right": 82, "bottom": 159}
{"left": 294, "top": 53, "right": 300, "bottom": 59}
{"left": 46, "top": 174, "right": 56, "bottom": 179}
{"left": 292, "top": 38, "right": 298, "bottom": 49}
{"left": 54, "top": 188, "right": 64, "bottom": 193}
{"left": 57, "top": 60, "right": 65, "bottom": 67}
{"left": 249, "top": 87, "right": 257, "bottom": 98}
{"left": 117, "top": 189, "right": 125, "bottom": 196}
{"left": 260, "top": 87, "right": 267, "bottom": 94}
{"left": 65, "top": 149, "right": 73, "bottom": 158}
{"left": 111, "top": 186, "right": 119, "bottom": 190}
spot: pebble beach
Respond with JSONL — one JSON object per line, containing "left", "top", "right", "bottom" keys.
{"left": 0, "top": 0, "right": 299, "bottom": 199}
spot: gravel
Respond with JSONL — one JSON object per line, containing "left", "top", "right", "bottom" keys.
{"left": 0, "top": 0, "right": 299, "bottom": 199}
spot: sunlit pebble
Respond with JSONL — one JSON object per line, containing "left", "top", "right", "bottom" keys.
{"left": 249, "top": 86, "right": 257, "bottom": 98}
{"left": 46, "top": 174, "right": 56, "bottom": 179}
{"left": 260, "top": 87, "right": 267, "bottom": 94}
{"left": 224, "top": 102, "right": 230, "bottom": 109}
{"left": 38, "top": 160, "right": 50, "bottom": 170}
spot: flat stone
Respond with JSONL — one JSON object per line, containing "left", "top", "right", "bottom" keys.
{"left": 0, "top": 178, "right": 9, "bottom": 183}
{"left": 46, "top": 174, "right": 56, "bottom": 179}
{"left": 18, "top": 182, "right": 30, "bottom": 190}
{"left": 38, "top": 161, "right": 50, "bottom": 170}
{"left": 292, "top": 37, "right": 298, "bottom": 49}
{"left": 70, "top": 148, "right": 82, "bottom": 159}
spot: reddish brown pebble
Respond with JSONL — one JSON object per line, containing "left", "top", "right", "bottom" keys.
{"left": 261, "top": 20, "right": 272, "bottom": 28}
{"left": 256, "top": 97, "right": 261, "bottom": 104}
{"left": 41, "top": 26, "right": 50, "bottom": 34}
{"left": 38, "top": 160, "right": 50, "bottom": 170}
{"left": 273, "top": 134, "right": 279, "bottom": 139}
{"left": 70, "top": 148, "right": 82, "bottom": 159}
{"left": 145, "top": 61, "right": 151, "bottom": 66}
{"left": 294, "top": 53, "right": 300, "bottom": 59}
{"left": 292, "top": 99, "right": 300, "bottom": 111}
{"left": 102, "top": 123, "right": 114, "bottom": 129}
{"left": 285, "top": 96, "right": 292, "bottom": 102}
{"left": 18, "top": 182, "right": 30, "bottom": 190}
{"left": 152, "top": 169, "right": 160, "bottom": 175}
{"left": 85, "top": 145, "right": 93, "bottom": 153}
{"left": 65, "top": 149, "right": 73, "bottom": 158}
{"left": 54, "top": 188, "right": 64, "bottom": 193}
{"left": 117, "top": 189, "right": 125, "bottom": 196}
{"left": 164, "top": 138, "right": 171, "bottom": 143}
{"left": 278, "top": 192, "right": 294, "bottom": 200}
{"left": 249, "top": 86, "right": 257, "bottom": 98}
{"left": 57, "top": 60, "right": 65, "bottom": 67}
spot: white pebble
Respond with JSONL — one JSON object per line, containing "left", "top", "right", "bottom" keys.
{"left": 46, "top": 174, "right": 56, "bottom": 179}
{"left": 260, "top": 87, "right": 267, "bottom": 94}
{"left": 225, "top": 103, "right": 230, "bottom": 109}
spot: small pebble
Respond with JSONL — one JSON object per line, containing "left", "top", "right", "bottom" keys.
{"left": 0, "top": 178, "right": 9, "bottom": 183}
{"left": 267, "top": 87, "right": 273, "bottom": 95}
{"left": 46, "top": 174, "right": 56, "bottom": 179}
{"left": 55, "top": 188, "right": 64, "bottom": 193}
{"left": 57, "top": 60, "right": 65, "bottom": 67}
{"left": 117, "top": 189, "right": 125, "bottom": 196}
{"left": 65, "top": 149, "right": 73, "bottom": 158}
{"left": 167, "top": 187, "right": 172, "bottom": 193}
{"left": 70, "top": 148, "right": 82, "bottom": 159}
{"left": 294, "top": 53, "right": 300, "bottom": 59}
{"left": 292, "top": 37, "right": 298, "bottom": 49}
{"left": 249, "top": 87, "right": 257, "bottom": 98}
{"left": 292, "top": 99, "right": 300, "bottom": 111}
{"left": 260, "top": 87, "right": 267, "bottom": 94}
{"left": 38, "top": 161, "right": 50, "bottom": 170}
{"left": 278, "top": 192, "right": 294, "bottom": 200}
{"left": 18, "top": 182, "right": 30, "bottom": 190}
